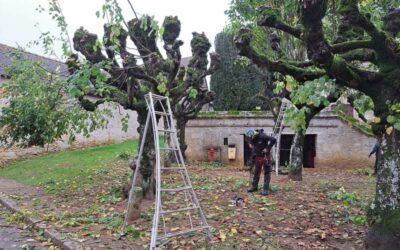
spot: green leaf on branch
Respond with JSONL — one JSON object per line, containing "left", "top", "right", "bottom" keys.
{"left": 157, "top": 83, "right": 167, "bottom": 94}
{"left": 285, "top": 106, "right": 307, "bottom": 131}
{"left": 273, "top": 81, "right": 285, "bottom": 94}
{"left": 189, "top": 89, "right": 198, "bottom": 98}
{"left": 394, "top": 122, "right": 400, "bottom": 131}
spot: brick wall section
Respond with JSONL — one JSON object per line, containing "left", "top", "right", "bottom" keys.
{"left": 185, "top": 111, "right": 375, "bottom": 168}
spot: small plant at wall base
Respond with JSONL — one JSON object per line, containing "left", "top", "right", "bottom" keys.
{"left": 205, "top": 161, "right": 225, "bottom": 169}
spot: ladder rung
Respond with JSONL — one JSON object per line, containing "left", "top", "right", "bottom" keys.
{"left": 154, "top": 111, "right": 170, "bottom": 116}
{"left": 157, "top": 226, "right": 210, "bottom": 241}
{"left": 160, "top": 167, "right": 186, "bottom": 171}
{"left": 160, "top": 206, "right": 199, "bottom": 215}
{"left": 161, "top": 186, "right": 192, "bottom": 192}
{"left": 148, "top": 93, "right": 168, "bottom": 100}
{"left": 158, "top": 129, "right": 176, "bottom": 133}
{"left": 160, "top": 147, "right": 179, "bottom": 151}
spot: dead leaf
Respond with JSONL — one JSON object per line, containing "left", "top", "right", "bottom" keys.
{"left": 219, "top": 230, "right": 226, "bottom": 242}
{"left": 304, "top": 228, "right": 320, "bottom": 234}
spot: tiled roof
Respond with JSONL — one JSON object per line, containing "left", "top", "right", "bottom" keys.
{"left": 0, "top": 43, "right": 69, "bottom": 77}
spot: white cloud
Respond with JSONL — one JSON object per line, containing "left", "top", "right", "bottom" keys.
{"left": 0, "top": 0, "right": 229, "bottom": 58}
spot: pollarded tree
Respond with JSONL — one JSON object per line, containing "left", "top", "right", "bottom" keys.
{"left": 170, "top": 34, "right": 220, "bottom": 159}
{"left": 1, "top": 1, "right": 219, "bottom": 204}
{"left": 235, "top": 0, "right": 400, "bottom": 247}
{"left": 68, "top": 13, "right": 219, "bottom": 198}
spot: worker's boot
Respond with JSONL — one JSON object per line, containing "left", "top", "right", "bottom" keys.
{"left": 247, "top": 186, "right": 258, "bottom": 192}
{"left": 262, "top": 166, "right": 271, "bottom": 196}
{"left": 249, "top": 163, "right": 261, "bottom": 193}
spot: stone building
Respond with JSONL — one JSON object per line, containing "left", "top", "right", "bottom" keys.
{"left": 0, "top": 43, "right": 139, "bottom": 164}
{"left": 185, "top": 111, "right": 375, "bottom": 168}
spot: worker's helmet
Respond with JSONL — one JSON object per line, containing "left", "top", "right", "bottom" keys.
{"left": 246, "top": 129, "right": 258, "bottom": 138}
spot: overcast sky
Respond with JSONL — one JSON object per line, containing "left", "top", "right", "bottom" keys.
{"left": 0, "top": 0, "right": 230, "bottom": 60}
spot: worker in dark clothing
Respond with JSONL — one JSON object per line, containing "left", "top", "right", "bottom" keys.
{"left": 246, "top": 129, "right": 277, "bottom": 195}
{"left": 369, "top": 140, "right": 381, "bottom": 175}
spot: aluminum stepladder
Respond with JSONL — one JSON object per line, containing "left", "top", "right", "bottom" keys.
{"left": 121, "top": 92, "right": 212, "bottom": 249}
{"left": 271, "top": 99, "right": 288, "bottom": 176}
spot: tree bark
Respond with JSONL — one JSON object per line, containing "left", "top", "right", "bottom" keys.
{"left": 365, "top": 130, "right": 400, "bottom": 249}
{"left": 287, "top": 103, "right": 329, "bottom": 181}
{"left": 136, "top": 110, "right": 156, "bottom": 200}
{"left": 123, "top": 109, "right": 157, "bottom": 220}
{"left": 176, "top": 116, "right": 188, "bottom": 161}
{"left": 288, "top": 130, "right": 305, "bottom": 181}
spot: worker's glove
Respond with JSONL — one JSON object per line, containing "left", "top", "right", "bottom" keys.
{"left": 262, "top": 149, "right": 271, "bottom": 155}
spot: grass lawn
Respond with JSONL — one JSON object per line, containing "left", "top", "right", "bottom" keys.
{"left": 0, "top": 140, "right": 138, "bottom": 192}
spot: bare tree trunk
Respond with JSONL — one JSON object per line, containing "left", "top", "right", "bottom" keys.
{"left": 288, "top": 130, "right": 305, "bottom": 181}
{"left": 365, "top": 130, "right": 400, "bottom": 249}
{"left": 123, "top": 109, "right": 156, "bottom": 221}
{"left": 163, "top": 116, "right": 173, "bottom": 167}
{"left": 136, "top": 110, "right": 156, "bottom": 200}
{"left": 287, "top": 107, "right": 320, "bottom": 181}
{"left": 176, "top": 116, "right": 188, "bottom": 160}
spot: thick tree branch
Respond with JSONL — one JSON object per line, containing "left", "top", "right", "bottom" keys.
{"left": 331, "top": 40, "right": 374, "bottom": 54}
{"left": 127, "top": 17, "right": 162, "bottom": 69}
{"left": 337, "top": 0, "right": 397, "bottom": 62}
{"left": 78, "top": 97, "right": 105, "bottom": 111}
{"left": 73, "top": 27, "right": 107, "bottom": 64}
{"left": 341, "top": 49, "right": 377, "bottom": 64}
{"left": 383, "top": 8, "right": 400, "bottom": 37}
{"left": 337, "top": 0, "right": 380, "bottom": 39}
{"left": 297, "top": 0, "right": 379, "bottom": 95}
{"left": 199, "top": 52, "right": 221, "bottom": 79}
{"left": 286, "top": 60, "right": 315, "bottom": 67}
{"left": 347, "top": 92, "right": 368, "bottom": 123}
{"left": 162, "top": 16, "right": 184, "bottom": 84}
{"left": 234, "top": 29, "right": 325, "bottom": 82}
{"left": 257, "top": 6, "right": 302, "bottom": 39}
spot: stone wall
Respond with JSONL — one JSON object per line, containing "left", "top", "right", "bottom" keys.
{"left": 185, "top": 111, "right": 375, "bottom": 168}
